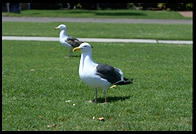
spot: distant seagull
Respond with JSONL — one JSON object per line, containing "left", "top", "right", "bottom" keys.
{"left": 55, "top": 24, "right": 83, "bottom": 57}
{"left": 73, "top": 42, "right": 133, "bottom": 103}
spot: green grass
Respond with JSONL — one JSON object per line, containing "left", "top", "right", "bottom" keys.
{"left": 2, "top": 22, "right": 192, "bottom": 40}
{"left": 2, "top": 40, "right": 192, "bottom": 130}
{"left": 2, "top": 9, "right": 191, "bottom": 19}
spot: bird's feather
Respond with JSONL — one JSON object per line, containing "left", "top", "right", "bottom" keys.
{"left": 66, "top": 36, "right": 83, "bottom": 48}
{"left": 96, "top": 64, "right": 122, "bottom": 84}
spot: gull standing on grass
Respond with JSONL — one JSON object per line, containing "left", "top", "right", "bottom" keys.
{"left": 55, "top": 24, "right": 83, "bottom": 57}
{"left": 73, "top": 42, "right": 133, "bottom": 103}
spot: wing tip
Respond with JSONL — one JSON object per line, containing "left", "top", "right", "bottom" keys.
{"left": 115, "top": 77, "right": 133, "bottom": 85}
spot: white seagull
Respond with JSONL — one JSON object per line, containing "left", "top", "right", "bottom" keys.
{"left": 73, "top": 42, "right": 133, "bottom": 103}
{"left": 55, "top": 24, "right": 83, "bottom": 57}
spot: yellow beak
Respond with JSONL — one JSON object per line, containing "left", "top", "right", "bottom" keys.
{"left": 73, "top": 47, "right": 80, "bottom": 52}
{"left": 55, "top": 27, "right": 59, "bottom": 30}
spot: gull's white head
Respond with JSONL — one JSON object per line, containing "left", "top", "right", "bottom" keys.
{"left": 73, "top": 42, "right": 93, "bottom": 53}
{"left": 55, "top": 24, "right": 66, "bottom": 30}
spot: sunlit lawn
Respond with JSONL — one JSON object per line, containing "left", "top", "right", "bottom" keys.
{"left": 2, "top": 22, "right": 192, "bottom": 40}
{"left": 2, "top": 40, "right": 192, "bottom": 130}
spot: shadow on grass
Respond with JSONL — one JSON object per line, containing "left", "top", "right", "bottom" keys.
{"left": 70, "top": 55, "right": 80, "bottom": 58}
{"left": 64, "top": 55, "right": 80, "bottom": 59}
{"left": 65, "top": 10, "right": 146, "bottom": 17}
{"left": 67, "top": 10, "right": 93, "bottom": 14}
{"left": 96, "top": 95, "right": 131, "bottom": 103}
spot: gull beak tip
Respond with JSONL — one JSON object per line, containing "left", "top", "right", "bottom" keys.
{"left": 73, "top": 47, "right": 80, "bottom": 52}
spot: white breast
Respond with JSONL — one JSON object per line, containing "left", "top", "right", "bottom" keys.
{"left": 79, "top": 54, "right": 111, "bottom": 89}
{"left": 59, "top": 38, "right": 72, "bottom": 48}
{"left": 80, "top": 69, "right": 111, "bottom": 89}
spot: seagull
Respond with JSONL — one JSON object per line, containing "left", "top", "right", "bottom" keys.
{"left": 55, "top": 24, "right": 83, "bottom": 57}
{"left": 73, "top": 42, "right": 133, "bottom": 103}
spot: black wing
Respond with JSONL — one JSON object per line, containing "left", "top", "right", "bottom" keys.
{"left": 96, "top": 64, "right": 122, "bottom": 84}
{"left": 65, "top": 36, "right": 83, "bottom": 48}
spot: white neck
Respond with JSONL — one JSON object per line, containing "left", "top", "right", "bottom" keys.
{"left": 79, "top": 51, "right": 96, "bottom": 74}
{"left": 60, "top": 29, "right": 67, "bottom": 39}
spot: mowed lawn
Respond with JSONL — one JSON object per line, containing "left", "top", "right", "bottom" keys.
{"left": 2, "top": 22, "right": 192, "bottom": 40}
{"left": 2, "top": 40, "right": 192, "bottom": 130}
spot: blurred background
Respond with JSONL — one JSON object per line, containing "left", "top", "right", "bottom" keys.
{"left": 2, "top": 3, "right": 193, "bottom": 13}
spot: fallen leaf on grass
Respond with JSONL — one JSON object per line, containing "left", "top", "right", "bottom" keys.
{"left": 30, "top": 69, "right": 35, "bottom": 71}
{"left": 98, "top": 117, "right": 104, "bottom": 121}
{"left": 47, "top": 124, "right": 57, "bottom": 128}
{"left": 65, "top": 100, "right": 71, "bottom": 103}
{"left": 38, "top": 115, "right": 43, "bottom": 119}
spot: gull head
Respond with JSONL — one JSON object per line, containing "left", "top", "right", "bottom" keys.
{"left": 73, "top": 42, "right": 93, "bottom": 53}
{"left": 55, "top": 24, "right": 66, "bottom": 30}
